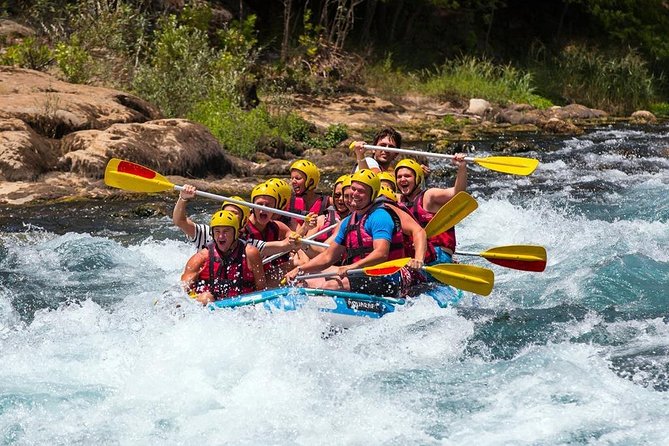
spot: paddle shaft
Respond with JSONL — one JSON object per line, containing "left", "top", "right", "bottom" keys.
{"left": 363, "top": 144, "right": 475, "bottom": 162}
{"left": 174, "top": 185, "right": 307, "bottom": 221}
{"left": 456, "top": 249, "right": 545, "bottom": 261}
{"left": 295, "top": 269, "right": 361, "bottom": 281}
{"left": 262, "top": 224, "right": 335, "bottom": 264}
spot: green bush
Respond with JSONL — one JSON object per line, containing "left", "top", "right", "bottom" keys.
{"left": 557, "top": 45, "right": 654, "bottom": 114}
{"left": 649, "top": 102, "right": 669, "bottom": 118}
{"left": 1, "top": 37, "right": 52, "bottom": 69}
{"left": 132, "top": 16, "right": 224, "bottom": 117}
{"left": 54, "top": 37, "right": 92, "bottom": 83}
{"left": 189, "top": 97, "right": 276, "bottom": 158}
{"left": 132, "top": 14, "right": 258, "bottom": 118}
{"left": 364, "top": 54, "right": 552, "bottom": 109}
{"left": 421, "top": 56, "right": 553, "bottom": 108}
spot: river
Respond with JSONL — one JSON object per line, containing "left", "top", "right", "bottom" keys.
{"left": 1, "top": 124, "right": 668, "bottom": 444}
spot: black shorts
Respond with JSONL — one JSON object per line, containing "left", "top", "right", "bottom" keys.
{"left": 349, "top": 275, "right": 400, "bottom": 297}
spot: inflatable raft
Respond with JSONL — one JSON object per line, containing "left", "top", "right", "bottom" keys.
{"left": 208, "top": 285, "right": 463, "bottom": 328}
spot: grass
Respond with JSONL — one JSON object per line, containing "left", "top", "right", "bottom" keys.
{"left": 365, "top": 55, "right": 554, "bottom": 109}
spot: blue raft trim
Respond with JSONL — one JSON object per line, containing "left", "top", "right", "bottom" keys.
{"left": 208, "top": 285, "right": 462, "bottom": 313}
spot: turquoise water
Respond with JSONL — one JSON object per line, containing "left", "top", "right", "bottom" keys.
{"left": 1, "top": 125, "right": 668, "bottom": 444}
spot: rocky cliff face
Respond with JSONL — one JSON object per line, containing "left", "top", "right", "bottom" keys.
{"left": 0, "top": 67, "right": 256, "bottom": 204}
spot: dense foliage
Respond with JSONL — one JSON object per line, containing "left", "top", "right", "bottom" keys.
{"left": 1, "top": 0, "right": 668, "bottom": 158}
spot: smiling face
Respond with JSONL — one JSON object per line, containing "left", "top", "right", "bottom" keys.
{"left": 252, "top": 195, "right": 277, "bottom": 225}
{"left": 332, "top": 183, "right": 347, "bottom": 214}
{"left": 350, "top": 181, "right": 373, "bottom": 211}
{"left": 290, "top": 170, "right": 308, "bottom": 196}
{"left": 374, "top": 135, "right": 399, "bottom": 165}
{"left": 395, "top": 167, "right": 417, "bottom": 196}
{"left": 212, "top": 226, "right": 236, "bottom": 252}
{"left": 342, "top": 186, "right": 353, "bottom": 210}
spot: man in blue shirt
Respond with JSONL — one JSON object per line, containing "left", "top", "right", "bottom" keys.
{"left": 284, "top": 169, "right": 419, "bottom": 296}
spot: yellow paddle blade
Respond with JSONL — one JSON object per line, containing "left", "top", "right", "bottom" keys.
{"left": 423, "top": 263, "right": 494, "bottom": 296}
{"left": 480, "top": 245, "right": 547, "bottom": 272}
{"left": 425, "top": 192, "right": 478, "bottom": 238}
{"left": 361, "top": 257, "right": 411, "bottom": 276}
{"left": 473, "top": 156, "right": 539, "bottom": 176}
{"left": 104, "top": 158, "right": 175, "bottom": 193}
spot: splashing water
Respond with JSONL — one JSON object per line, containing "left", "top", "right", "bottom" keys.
{"left": 1, "top": 125, "right": 668, "bottom": 444}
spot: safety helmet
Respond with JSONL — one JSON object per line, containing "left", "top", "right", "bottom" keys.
{"left": 350, "top": 169, "right": 380, "bottom": 201}
{"left": 341, "top": 174, "right": 352, "bottom": 190}
{"left": 266, "top": 178, "right": 292, "bottom": 209}
{"left": 377, "top": 171, "right": 397, "bottom": 191}
{"left": 290, "top": 159, "right": 320, "bottom": 191}
{"left": 394, "top": 158, "right": 425, "bottom": 188}
{"left": 333, "top": 174, "right": 350, "bottom": 197}
{"left": 251, "top": 182, "right": 280, "bottom": 207}
{"left": 210, "top": 210, "right": 240, "bottom": 239}
{"left": 378, "top": 185, "right": 397, "bottom": 202}
{"left": 221, "top": 196, "right": 251, "bottom": 227}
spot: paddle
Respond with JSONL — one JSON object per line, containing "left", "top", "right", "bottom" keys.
{"left": 262, "top": 223, "right": 337, "bottom": 265}
{"left": 361, "top": 144, "right": 539, "bottom": 176}
{"left": 456, "top": 245, "right": 547, "bottom": 272}
{"left": 424, "top": 191, "right": 478, "bottom": 238}
{"left": 104, "top": 158, "right": 309, "bottom": 221}
{"left": 291, "top": 257, "right": 411, "bottom": 282}
{"left": 422, "top": 263, "right": 494, "bottom": 296}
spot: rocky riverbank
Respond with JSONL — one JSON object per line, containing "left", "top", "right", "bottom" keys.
{"left": 0, "top": 66, "right": 660, "bottom": 206}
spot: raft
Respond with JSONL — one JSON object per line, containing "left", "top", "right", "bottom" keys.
{"left": 209, "top": 285, "right": 463, "bottom": 328}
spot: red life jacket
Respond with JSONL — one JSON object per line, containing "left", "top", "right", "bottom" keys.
{"left": 342, "top": 202, "right": 405, "bottom": 265}
{"left": 195, "top": 241, "right": 256, "bottom": 299}
{"left": 245, "top": 219, "right": 289, "bottom": 268}
{"left": 289, "top": 192, "right": 330, "bottom": 217}
{"left": 401, "top": 190, "right": 456, "bottom": 253}
{"left": 313, "top": 209, "right": 346, "bottom": 243}
{"left": 375, "top": 196, "right": 436, "bottom": 264}
{"left": 245, "top": 220, "right": 280, "bottom": 242}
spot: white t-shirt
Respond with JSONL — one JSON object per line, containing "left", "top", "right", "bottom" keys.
{"left": 189, "top": 223, "right": 267, "bottom": 253}
{"left": 190, "top": 223, "right": 211, "bottom": 251}
{"left": 354, "top": 156, "right": 380, "bottom": 172}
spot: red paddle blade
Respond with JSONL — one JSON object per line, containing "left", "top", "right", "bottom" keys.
{"left": 361, "top": 257, "right": 411, "bottom": 276}
{"left": 486, "top": 257, "right": 547, "bottom": 272}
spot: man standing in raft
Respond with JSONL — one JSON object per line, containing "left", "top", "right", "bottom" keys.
{"left": 181, "top": 210, "right": 266, "bottom": 304}
{"left": 395, "top": 156, "right": 467, "bottom": 263}
{"left": 284, "top": 170, "right": 425, "bottom": 297}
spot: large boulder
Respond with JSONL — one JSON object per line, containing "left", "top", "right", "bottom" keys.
{"left": 0, "top": 118, "right": 58, "bottom": 181}
{"left": 0, "top": 67, "right": 161, "bottom": 138}
{"left": 58, "top": 119, "right": 255, "bottom": 178}
{"left": 630, "top": 110, "right": 657, "bottom": 124}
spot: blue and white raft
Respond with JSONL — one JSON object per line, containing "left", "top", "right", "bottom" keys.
{"left": 209, "top": 285, "right": 463, "bottom": 328}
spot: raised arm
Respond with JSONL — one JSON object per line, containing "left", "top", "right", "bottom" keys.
{"left": 172, "top": 184, "right": 198, "bottom": 240}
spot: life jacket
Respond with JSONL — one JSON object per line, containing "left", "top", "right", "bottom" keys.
{"left": 342, "top": 202, "right": 405, "bottom": 265}
{"left": 245, "top": 219, "right": 280, "bottom": 242}
{"left": 401, "top": 190, "right": 456, "bottom": 254}
{"left": 194, "top": 241, "right": 255, "bottom": 299}
{"left": 313, "top": 208, "right": 344, "bottom": 243}
{"left": 245, "top": 219, "right": 289, "bottom": 268}
{"left": 374, "top": 196, "right": 436, "bottom": 264}
{"left": 289, "top": 192, "right": 330, "bottom": 217}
